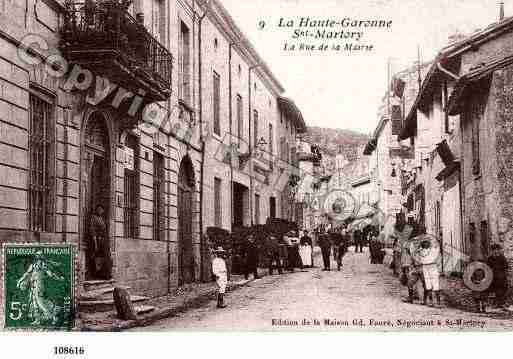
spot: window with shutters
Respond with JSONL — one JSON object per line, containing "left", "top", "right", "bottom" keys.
{"left": 253, "top": 110, "right": 258, "bottom": 147}
{"left": 28, "top": 90, "right": 55, "bottom": 232}
{"left": 236, "top": 95, "right": 243, "bottom": 145}
{"left": 180, "top": 21, "right": 191, "bottom": 104}
{"left": 214, "top": 177, "right": 222, "bottom": 227}
{"left": 213, "top": 71, "right": 220, "bottom": 136}
{"left": 153, "top": 152, "right": 165, "bottom": 241}
{"left": 254, "top": 193, "right": 260, "bottom": 224}
{"left": 124, "top": 136, "right": 139, "bottom": 238}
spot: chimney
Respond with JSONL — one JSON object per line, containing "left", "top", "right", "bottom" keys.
{"left": 500, "top": 1, "right": 505, "bottom": 20}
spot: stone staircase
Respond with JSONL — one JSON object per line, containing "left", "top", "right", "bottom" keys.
{"left": 79, "top": 280, "right": 155, "bottom": 316}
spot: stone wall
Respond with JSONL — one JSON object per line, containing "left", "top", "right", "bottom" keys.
{"left": 491, "top": 66, "right": 513, "bottom": 294}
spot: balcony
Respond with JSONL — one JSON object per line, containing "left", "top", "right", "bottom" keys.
{"left": 60, "top": 0, "right": 173, "bottom": 104}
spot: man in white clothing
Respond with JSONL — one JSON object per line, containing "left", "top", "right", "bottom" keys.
{"left": 212, "top": 247, "right": 228, "bottom": 308}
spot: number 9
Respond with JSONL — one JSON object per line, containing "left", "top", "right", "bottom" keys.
{"left": 258, "top": 20, "right": 266, "bottom": 30}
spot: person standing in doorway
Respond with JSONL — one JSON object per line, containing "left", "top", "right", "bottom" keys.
{"left": 89, "top": 204, "right": 111, "bottom": 279}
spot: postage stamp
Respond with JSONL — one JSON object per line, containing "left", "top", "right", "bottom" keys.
{"left": 2, "top": 244, "right": 75, "bottom": 330}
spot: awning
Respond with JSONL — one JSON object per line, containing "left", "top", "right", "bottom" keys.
{"left": 447, "top": 53, "right": 513, "bottom": 115}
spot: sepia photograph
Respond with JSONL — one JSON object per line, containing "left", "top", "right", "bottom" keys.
{"left": 2, "top": 0, "right": 513, "bottom": 342}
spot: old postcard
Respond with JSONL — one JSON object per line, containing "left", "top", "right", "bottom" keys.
{"left": 2, "top": 0, "right": 513, "bottom": 338}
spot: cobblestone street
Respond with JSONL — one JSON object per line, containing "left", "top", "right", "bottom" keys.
{"left": 135, "top": 248, "right": 513, "bottom": 331}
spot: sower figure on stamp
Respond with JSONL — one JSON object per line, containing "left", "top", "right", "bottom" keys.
{"left": 89, "top": 204, "right": 111, "bottom": 279}
{"left": 212, "top": 247, "right": 228, "bottom": 309}
{"left": 16, "top": 250, "right": 64, "bottom": 326}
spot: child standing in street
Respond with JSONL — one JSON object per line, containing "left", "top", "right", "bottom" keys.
{"left": 487, "top": 244, "right": 509, "bottom": 309}
{"left": 416, "top": 240, "right": 441, "bottom": 307}
{"left": 212, "top": 247, "right": 228, "bottom": 309}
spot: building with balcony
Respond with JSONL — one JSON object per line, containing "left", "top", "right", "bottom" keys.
{"left": 0, "top": 0, "right": 210, "bottom": 310}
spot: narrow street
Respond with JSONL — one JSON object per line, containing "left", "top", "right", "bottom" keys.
{"left": 135, "top": 249, "right": 513, "bottom": 331}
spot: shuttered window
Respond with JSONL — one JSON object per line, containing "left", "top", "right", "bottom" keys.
{"left": 237, "top": 95, "right": 243, "bottom": 145}
{"left": 180, "top": 22, "right": 191, "bottom": 103}
{"left": 153, "top": 152, "right": 165, "bottom": 240}
{"left": 124, "top": 136, "right": 139, "bottom": 238}
{"left": 254, "top": 193, "right": 260, "bottom": 224}
{"left": 253, "top": 110, "right": 258, "bottom": 147}
{"left": 213, "top": 71, "right": 220, "bottom": 136}
{"left": 214, "top": 177, "right": 222, "bottom": 227}
{"left": 29, "top": 91, "right": 55, "bottom": 232}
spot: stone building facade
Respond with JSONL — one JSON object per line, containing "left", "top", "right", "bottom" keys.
{"left": 0, "top": 0, "right": 305, "bottom": 322}
{"left": 0, "top": 0, "right": 209, "bottom": 305}
{"left": 199, "top": 0, "right": 305, "bottom": 232}
{"left": 400, "top": 17, "right": 513, "bottom": 293}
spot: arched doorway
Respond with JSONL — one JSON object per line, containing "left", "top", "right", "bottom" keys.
{"left": 178, "top": 156, "right": 195, "bottom": 285}
{"left": 81, "top": 112, "right": 112, "bottom": 280}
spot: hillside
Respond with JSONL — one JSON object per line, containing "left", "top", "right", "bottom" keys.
{"left": 302, "top": 126, "right": 370, "bottom": 160}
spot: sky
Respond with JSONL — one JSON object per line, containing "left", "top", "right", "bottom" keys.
{"left": 221, "top": 0, "right": 512, "bottom": 134}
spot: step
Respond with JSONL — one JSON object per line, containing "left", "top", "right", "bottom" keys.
{"left": 79, "top": 295, "right": 149, "bottom": 313}
{"left": 80, "top": 286, "right": 131, "bottom": 302}
{"left": 83, "top": 279, "right": 116, "bottom": 291}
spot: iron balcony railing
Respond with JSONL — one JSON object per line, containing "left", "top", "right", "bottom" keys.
{"left": 61, "top": 0, "right": 173, "bottom": 100}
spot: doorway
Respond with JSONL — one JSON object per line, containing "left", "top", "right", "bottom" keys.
{"left": 178, "top": 156, "right": 195, "bottom": 285}
{"left": 232, "top": 182, "right": 249, "bottom": 228}
{"left": 269, "top": 197, "right": 276, "bottom": 219}
{"left": 82, "top": 112, "right": 111, "bottom": 280}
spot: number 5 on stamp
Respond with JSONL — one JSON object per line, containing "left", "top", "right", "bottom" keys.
{"left": 3, "top": 244, "right": 75, "bottom": 330}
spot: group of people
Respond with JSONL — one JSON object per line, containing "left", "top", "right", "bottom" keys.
{"left": 399, "top": 230, "right": 443, "bottom": 307}
{"left": 211, "top": 229, "right": 315, "bottom": 309}
{"left": 397, "top": 222, "right": 510, "bottom": 311}
{"left": 317, "top": 228, "right": 350, "bottom": 271}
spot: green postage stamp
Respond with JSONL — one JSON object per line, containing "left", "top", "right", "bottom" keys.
{"left": 2, "top": 244, "right": 75, "bottom": 330}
